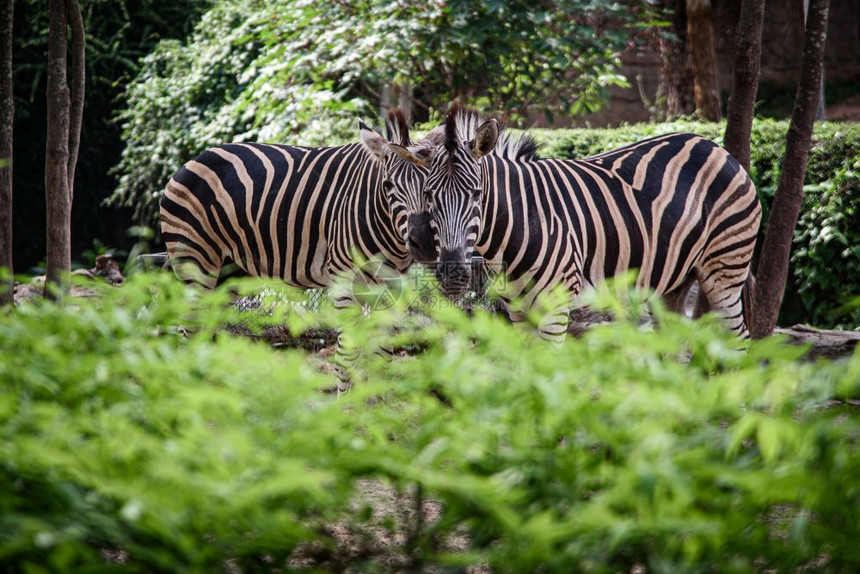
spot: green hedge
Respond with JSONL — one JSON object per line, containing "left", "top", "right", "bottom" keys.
{"left": 1, "top": 274, "right": 859, "bottom": 571}
{"left": 532, "top": 119, "right": 860, "bottom": 330}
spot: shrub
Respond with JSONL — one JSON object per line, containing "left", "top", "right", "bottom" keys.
{"left": 1, "top": 274, "right": 859, "bottom": 571}
{"left": 535, "top": 119, "right": 860, "bottom": 329}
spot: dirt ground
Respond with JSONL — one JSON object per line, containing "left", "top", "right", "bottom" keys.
{"left": 13, "top": 270, "right": 860, "bottom": 360}
{"left": 826, "top": 94, "right": 860, "bottom": 121}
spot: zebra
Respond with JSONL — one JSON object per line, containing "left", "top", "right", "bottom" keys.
{"left": 159, "top": 109, "right": 438, "bottom": 293}
{"left": 391, "top": 104, "right": 762, "bottom": 340}
{"left": 159, "top": 109, "right": 440, "bottom": 385}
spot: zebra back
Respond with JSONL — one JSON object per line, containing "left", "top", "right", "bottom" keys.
{"left": 160, "top": 141, "right": 409, "bottom": 290}
{"left": 480, "top": 133, "right": 761, "bottom": 295}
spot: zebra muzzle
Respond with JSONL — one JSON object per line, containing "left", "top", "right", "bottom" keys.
{"left": 435, "top": 250, "right": 472, "bottom": 297}
{"left": 407, "top": 213, "right": 438, "bottom": 264}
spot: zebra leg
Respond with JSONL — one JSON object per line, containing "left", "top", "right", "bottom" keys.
{"left": 331, "top": 332, "right": 397, "bottom": 395}
{"left": 506, "top": 293, "right": 571, "bottom": 344}
{"left": 537, "top": 304, "right": 574, "bottom": 345}
{"left": 522, "top": 276, "right": 580, "bottom": 345}
{"left": 662, "top": 277, "right": 697, "bottom": 317}
{"left": 329, "top": 294, "right": 398, "bottom": 393}
{"left": 494, "top": 298, "right": 523, "bottom": 324}
{"left": 692, "top": 177, "right": 759, "bottom": 337}
{"left": 330, "top": 294, "right": 362, "bottom": 393}
{"left": 165, "top": 242, "right": 221, "bottom": 290}
{"left": 692, "top": 285, "right": 711, "bottom": 320}
{"left": 535, "top": 255, "right": 582, "bottom": 344}
{"left": 159, "top": 246, "right": 223, "bottom": 338}
{"left": 695, "top": 262, "right": 751, "bottom": 337}
{"left": 662, "top": 277, "right": 714, "bottom": 320}
{"left": 332, "top": 329, "right": 360, "bottom": 394}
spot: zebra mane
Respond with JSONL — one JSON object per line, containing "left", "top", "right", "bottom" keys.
{"left": 497, "top": 129, "right": 542, "bottom": 162}
{"left": 443, "top": 103, "right": 542, "bottom": 162}
{"left": 385, "top": 108, "right": 411, "bottom": 147}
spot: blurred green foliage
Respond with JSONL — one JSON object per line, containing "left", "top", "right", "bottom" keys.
{"left": 106, "top": 0, "right": 659, "bottom": 226}
{"left": 538, "top": 119, "right": 860, "bottom": 330}
{"left": 1, "top": 273, "right": 859, "bottom": 571}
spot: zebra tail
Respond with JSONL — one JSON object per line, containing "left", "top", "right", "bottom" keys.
{"left": 742, "top": 272, "right": 756, "bottom": 335}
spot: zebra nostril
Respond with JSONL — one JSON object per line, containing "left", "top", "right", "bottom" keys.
{"left": 434, "top": 255, "right": 472, "bottom": 297}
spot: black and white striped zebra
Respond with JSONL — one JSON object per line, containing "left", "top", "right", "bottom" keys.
{"left": 393, "top": 105, "right": 762, "bottom": 339}
{"left": 159, "top": 109, "right": 438, "bottom": 295}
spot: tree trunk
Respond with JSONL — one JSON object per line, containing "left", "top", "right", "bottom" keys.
{"left": 45, "top": 0, "right": 72, "bottom": 295}
{"left": 804, "top": 0, "right": 827, "bottom": 120}
{"left": 655, "top": 0, "right": 695, "bottom": 119}
{"left": 380, "top": 82, "right": 413, "bottom": 125}
{"left": 751, "top": 0, "right": 830, "bottom": 339}
{"left": 44, "top": 0, "right": 84, "bottom": 297}
{"left": 396, "top": 83, "right": 413, "bottom": 125}
{"left": 723, "top": 0, "right": 765, "bottom": 172}
{"left": 0, "top": 0, "right": 13, "bottom": 305}
{"left": 686, "top": 0, "right": 722, "bottom": 121}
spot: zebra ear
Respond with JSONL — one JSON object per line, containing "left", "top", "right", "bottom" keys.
{"left": 389, "top": 143, "right": 430, "bottom": 167}
{"left": 359, "top": 120, "right": 388, "bottom": 163}
{"left": 470, "top": 118, "right": 499, "bottom": 159}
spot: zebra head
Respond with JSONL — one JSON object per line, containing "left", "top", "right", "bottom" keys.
{"left": 359, "top": 110, "right": 438, "bottom": 263}
{"left": 422, "top": 104, "right": 499, "bottom": 297}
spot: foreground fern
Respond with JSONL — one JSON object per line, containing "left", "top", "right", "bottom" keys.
{"left": 1, "top": 273, "right": 858, "bottom": 572}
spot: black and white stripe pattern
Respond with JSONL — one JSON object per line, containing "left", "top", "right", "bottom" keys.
{"left": 159, "top": 110, "right": 435, "bottom": 296}
{"left": 422, "top": 105, "right": 762, "bottom": 339}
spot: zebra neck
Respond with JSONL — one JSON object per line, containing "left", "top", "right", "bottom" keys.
{"left": 336, "top": 152, "right": 411, "bottom": 271}
{"left": 474, "top": 156, "right": 545, "bottom": 267}
{"left": 475, "top": 161, "right": 499, "bottom": 259}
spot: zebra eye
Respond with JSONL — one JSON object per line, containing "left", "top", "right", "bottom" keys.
{"left": 471, "top": 187, "right": 482, "bottom": 200}
{"left": 382, "top": 180, "right": 394, "bottom": 192}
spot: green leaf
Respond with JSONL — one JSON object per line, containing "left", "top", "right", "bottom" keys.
{"left": 757, "top": 419, "right": 782, "bottom": 462}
